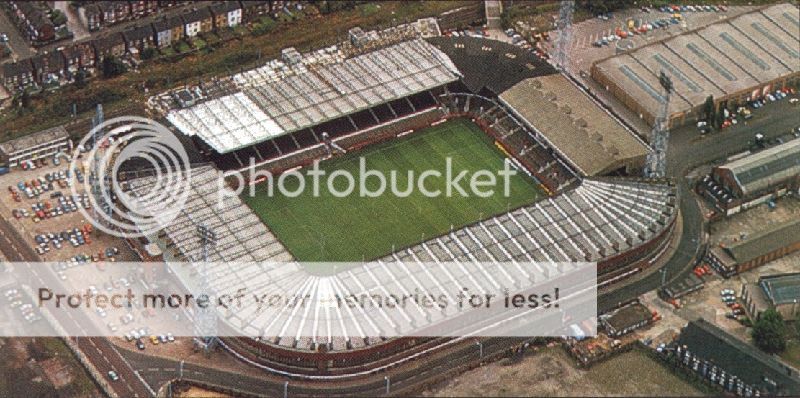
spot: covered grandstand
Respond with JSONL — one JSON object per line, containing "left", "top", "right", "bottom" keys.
{"left": 498, "top": 75, "right": 648, "bottom": 177}
{"left": 427, "top": 35, "right": 558, "bottom": 95}
{"left": 439, "top": 92, "right": 579, "bottom": 192}
{"left": 591, "top": 3, "right": 800, "bottom": 127}
{"left": 127, "top": 165, "right": 294, "bottom": 264}
{"left": 165, "top": 37, "right": 460, "bottom": 170}
{"left": 128, "top": 167, "right": 677, "bottom": 357}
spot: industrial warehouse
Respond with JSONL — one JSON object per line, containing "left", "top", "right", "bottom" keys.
{"left": 742, "top": 272, "right": 800, "bottom": 321}
{"left": 591, "top": 3, "right": 800, "bottom": 127}
{"left": 698, "top": 138, "right": 800, "bottom": 215}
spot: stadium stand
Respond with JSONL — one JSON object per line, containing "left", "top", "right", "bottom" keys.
{"left": 134, "top": 25, "right": 682, "bottom": 368}
{"left": 439, "top": 92, "right": 579, "bottom": 192}
{"left": 499, "top": 75, "right": 648, "bottom": 177}
{"left": 427, "top": 36, "right": 558, "bottom": 95}
{"left": 166, "top": 38, "right": 460, "bottom": 158}
{"left": 126, "top": 165, "right": 294, "bottom": 263}
{"left": 127, "top": 167, "right": 677, "bottom": 358}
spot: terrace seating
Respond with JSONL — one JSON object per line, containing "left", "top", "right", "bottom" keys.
{"left": 207, "top": 88, "right": 446, "bottom": 173}
{"left": 439, "top": 92, "right": 580, "bottom": 193}
{"left": 187, "top": 177, "right": 676, "bottom": 356}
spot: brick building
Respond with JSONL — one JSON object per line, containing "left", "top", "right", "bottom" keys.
{"left": 742, "top": 273, "right": 800, "bottom": 321}
{"left": 698, "top": 139, "right": 800, "bottom": 216}
{"left": 707, "top": 218, "right": 800, "bottom": 276}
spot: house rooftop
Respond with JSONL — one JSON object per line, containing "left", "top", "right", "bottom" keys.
{"left": 760, "top": 273, "right": 800, "bottom": 306}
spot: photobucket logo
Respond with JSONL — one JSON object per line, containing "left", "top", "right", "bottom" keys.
{"left": 69, "top": 116, "right": 191, "bottom": 238}
{"left": 220, "top": 157, "right": 518, "bottom": 204}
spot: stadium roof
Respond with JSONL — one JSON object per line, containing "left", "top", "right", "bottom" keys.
{"left": 129, "top": 172, "right": 676, "bottom": 349}
{"left": 166, "top": 39, "right": 460, "bottom": 154}
{"left": 127, "top": 165, "right": 294, "bottom": 263}
{"left": 427, "top": 36, "right": 557, "bottom": 94}
{"left": 724, "top": 218, "right": 800, "bottom": 265}
{"left": 760, "top": 273, "right": 800, "bottom": 306}
{"left": 592, "top": 3, "right": 800, "bottom": 118}
{"left": 499, "top": 75, "right": 648, "bottom": 176}
{"left": 677, "top": 319, "right": 800, "bottom": 395}
{"left": 718, "top": 138, "right": 800, "bottom": 196}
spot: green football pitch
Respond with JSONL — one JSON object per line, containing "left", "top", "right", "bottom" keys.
{"left": 242, "top": 118, "right": 545, "bottom": 266}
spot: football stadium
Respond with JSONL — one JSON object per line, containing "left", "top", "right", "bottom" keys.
{"left": 242, "top": 118, "right": 546, "bottom": 264}
{"left": 132, "top": 21, "right": 678, "bottom": 371}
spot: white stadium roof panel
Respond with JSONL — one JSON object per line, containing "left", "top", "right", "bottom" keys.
{"left": 166, "top": 93, "right": 285, "bottom": 152}
{"left": 167, "top": 39, "right": 460, "bottom": 154}
{"left": 129, "top": 170, "right": 675, "bottom": 346}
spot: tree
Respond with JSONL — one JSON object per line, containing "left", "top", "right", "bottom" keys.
{"left": 18, "top": 89, "right": 31, "bottom": 108}
{"left": 703, "top": 95, "right": 715, "bottom": 123}
{"left": 141, "top": 47, "right": 158, "bottom": 61}
{"left": 74, "top": 68, "right": 87, "bottom": 88}
{"left": 752, "top": 309, "right": 787, "bottom": 354}
{"left": 577, "top": 0, "right": 635, "bottom": 15}
{"left": 50, "top": 9, "right": 67, "bottom": 27}
{"left": 101, "top": 56, "right": 127, "bottom": 78}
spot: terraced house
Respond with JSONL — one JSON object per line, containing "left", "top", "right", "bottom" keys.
{"left": 91, "top": 33, "right": 127, "bottom": 64}
{"left": 3, "top": 1, "right": 55, "bottom": 43}
{"left": 181, "top": 7, "right": 214, "bottom": 38}
{"left": 2, "top": 60, "right": 35, "bottom": 90}
{"left": 153, "top": 14, "right": 185, "bottom": 48}
{"left": 123, "top": 24, "right": 157, "bottom": 56}
{"left": 210, "top": 1, "right": 243, "bottom": 29}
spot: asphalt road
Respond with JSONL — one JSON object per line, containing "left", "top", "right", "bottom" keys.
{"left": 599, "top": 94, "right": 800, "bottom": 311}
{"left": 669, "top": 98, "right": 800, "bottom": 169}
{"left": 124, "top": 337, "right": 530, "bottom": 397}
{"left": 0, "top": 9, "right": 34, "bottom": 61}
{"left": 0, "top": 214, "right": 154, "bottom": 397}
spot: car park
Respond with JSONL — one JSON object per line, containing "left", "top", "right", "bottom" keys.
{"left": 120, "top": 313, "right": 134, "bottom": 325}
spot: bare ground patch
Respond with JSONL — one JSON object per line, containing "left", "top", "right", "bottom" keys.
{"left": 422, "top": 346, "right": 705, "bottom": 397}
